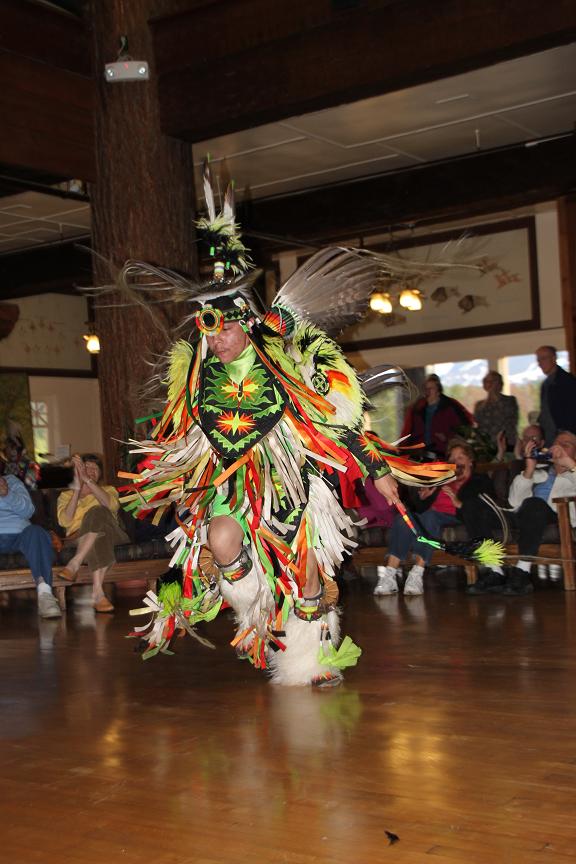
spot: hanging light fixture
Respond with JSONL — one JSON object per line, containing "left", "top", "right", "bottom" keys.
{"left": 369, "top": 292, "right": 393, "bottom": 314}
{"left": 399, "top": 288, "right": 423, "bottom": 311}
{"left": 409, "top": 290, "right": 423, "bottom": 311}
{"left": 83, "top": 331, "right": 101, "bottom": 354}
{"left": 370, "top": 285, "right": 424, "bottom": 315}
{"left": 399, "top": 288, "right": 415, "bottom": 310}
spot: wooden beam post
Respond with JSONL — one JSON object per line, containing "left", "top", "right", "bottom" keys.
{"left": 89, "top": 0, "right": 196, "bottom": 480}
{"left": 241, "top": 135, "right": 576, "bottom": 249}
{"left": 558, "top": 196, "right": 576, "bottom": 374}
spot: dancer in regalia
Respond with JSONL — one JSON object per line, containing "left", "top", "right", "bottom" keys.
{"left": 108, "top": 165, "right": 466, "bottom": 686}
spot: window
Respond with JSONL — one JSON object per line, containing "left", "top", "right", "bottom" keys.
{"left": 31, "top": 400, "right": 50, "bottom": 462}
{"left": 426, "top": 360, "right": 488, "bottom": 415}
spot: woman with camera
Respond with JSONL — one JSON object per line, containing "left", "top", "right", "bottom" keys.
{"left": 505, "top": 431, "right": 576, "bottom": 594}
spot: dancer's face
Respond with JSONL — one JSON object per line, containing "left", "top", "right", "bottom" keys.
{"left": 207, "top": 322, "right": 249, "bottom": 364}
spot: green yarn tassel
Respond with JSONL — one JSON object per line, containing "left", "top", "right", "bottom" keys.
{"left": 157, "top": 581, "right": 183, "bottom": 613}
{"left": 472, "top": 538, "right": 506, "bottom": 567}
{"left": 318, "top": 635, "right": 362, "bottom": 670}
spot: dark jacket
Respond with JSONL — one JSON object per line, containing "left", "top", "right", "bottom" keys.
{"left": 401, "top": 394, "right": 474, "bottom": 456}
{"left": 540, "top": 365, "right": 576, "bottom": 444}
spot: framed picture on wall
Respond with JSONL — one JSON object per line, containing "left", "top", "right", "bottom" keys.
{"left": 339, "top": 217, "right": 540, "bottom": 351}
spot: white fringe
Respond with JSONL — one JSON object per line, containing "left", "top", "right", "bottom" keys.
{"left": 268, "top": 609, "right": 341, "bottom": 686}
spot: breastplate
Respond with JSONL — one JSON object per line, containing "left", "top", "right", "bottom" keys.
{"left": 198, "top": 354, "right": 288, "bottom": 457}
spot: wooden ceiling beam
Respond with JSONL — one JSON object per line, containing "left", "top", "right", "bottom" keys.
{"left": 0, "top": 242, "right": 92, "bottom": 300}
{"left": 0, "top": 0, "right": 91, "bottom": 76}
{"left": 0, "top": 0, "right": 94, "bottom": 179}
{"left": 241, "top": 135, "right": 576, "bottom": 248}
{"left": 152, "top": 0, "right": 576, "bottom": 142}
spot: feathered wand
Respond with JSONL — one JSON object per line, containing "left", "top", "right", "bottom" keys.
{"left": 394, "top": 501, "right": 505, "bottom": 567}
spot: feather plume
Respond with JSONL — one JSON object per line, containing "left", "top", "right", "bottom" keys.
{"left": 202, "top": 158, "right": 216, "bottom": 223}
{"left": 359, "top": 364, "right": 418, "bottom": 402}
{"left": 273, "top": 245, "right": 485, "bottom": 335}
{"left": 222, "top": 180, "right": 235, "bottom": 224}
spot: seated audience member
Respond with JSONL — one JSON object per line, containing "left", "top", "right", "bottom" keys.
{"left": 505, "top": 423, "right": 546, "bottom": 480}
{"left": 474, "top": 370, "right": 518, "bottom": 451}
{"left": 3, "top": 435, "right": 40, "bottom": 490}
{"left": 374, "top": 440, "right": 496, "bottom": 596}
{"left": 57, "top": 453, "right": 129, "bottom": 613}
{"left": 505, "top": 430, "right": 576, "bottom": 595}
{"left": 513, "top": 423, "right": 545, "bottom": 460}
{"left": 0, "top": 459, "right": 61, "bottom": 618}
{"left": 401, "top": 373, "right": 474, "bottom": 457}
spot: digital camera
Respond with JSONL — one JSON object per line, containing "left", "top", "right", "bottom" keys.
{"left": 530, "top": 448, "right": 552, "bottom": 462}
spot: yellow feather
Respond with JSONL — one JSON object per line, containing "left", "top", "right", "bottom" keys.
{"left": 167, "top": 340, "right": 194, "bottom": 428}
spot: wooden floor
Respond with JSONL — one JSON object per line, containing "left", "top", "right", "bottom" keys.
{"left": 1, "top": 572, "right": 576, "bottom": 864}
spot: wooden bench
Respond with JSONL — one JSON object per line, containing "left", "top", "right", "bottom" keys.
{"left": 352, "top": 496, "right": 576, "bottom": 591}
{"left": 0, "top": 558, "right": 168, "bottom": 609}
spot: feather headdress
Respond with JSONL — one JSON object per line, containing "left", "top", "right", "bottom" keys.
{"left": 195, "top": 159, "right": 254, "bottom": 278}
{"left": 83, "top": 161, "right": 485, "bottom": 343}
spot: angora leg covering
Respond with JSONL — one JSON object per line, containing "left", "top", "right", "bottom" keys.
{"left": 268, "top": 609, "right": 341, "bottom": 686}
{"left": 218, "top": 554, "right": 272, "bottom": 649}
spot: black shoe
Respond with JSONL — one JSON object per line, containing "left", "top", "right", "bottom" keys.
{"left": 501, "top": 566, "right": 534, "bottom": 596}
{"left": 466, "top": 568, "right": 506, "bottom": 595}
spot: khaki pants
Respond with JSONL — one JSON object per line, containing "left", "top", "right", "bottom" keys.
{"left": 74, "top": 505, "right": 129, "bottom": 570}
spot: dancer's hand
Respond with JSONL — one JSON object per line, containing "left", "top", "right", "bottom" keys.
{"left": 374, "top": 473, "right": 400, "bottom": 507}
{"left": 418, "top": 487, "right": 435, "bottom": 500}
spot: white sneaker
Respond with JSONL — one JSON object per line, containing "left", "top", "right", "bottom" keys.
{"left": 374, "top": 566, "right": 399, "bottom": 595}
{"left": 38, "top": 591, "right": 62, "bottom": 619}
{"left": 404, "top": 566, "right": 424, "bottom": 595}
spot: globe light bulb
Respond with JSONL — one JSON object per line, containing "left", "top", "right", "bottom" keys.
{"left": 370, "top": 292, "right": 393, "bottom": 314}
{"left": 370, "top": 292, "right": 386, "bottom": 313}
{"left": 83, "top": 334, "right": 101, "bottom": 354}
{"left": 410, "top": 292, "right": 423, "bottom": 311}
{"left": 399, "top": 289, "right": 413, "bottom": 309}
{"left": 380, "top": 293, "right": 393, "bottom": 314}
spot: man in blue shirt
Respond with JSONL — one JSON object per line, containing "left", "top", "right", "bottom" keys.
{"left": 0, "top": 470, "right": 61, "bottom": 618}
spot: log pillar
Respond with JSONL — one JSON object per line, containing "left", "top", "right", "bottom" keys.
{"left": 89, "top": 0, "right": 196, "bottom": 480}
{"left": 558, "top": 195, "right": 576, "bottom": 374}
